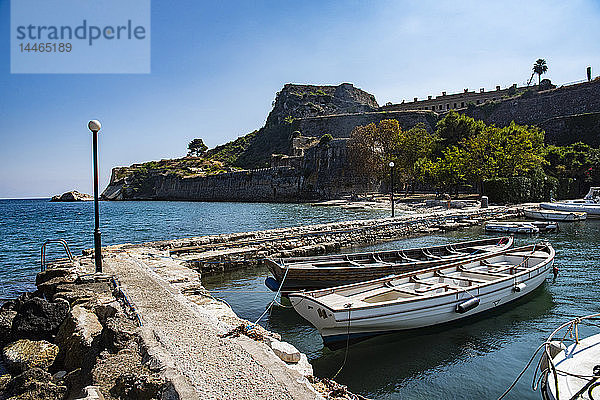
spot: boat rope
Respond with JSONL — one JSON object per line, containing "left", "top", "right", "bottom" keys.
{"left": 332, "top": 304, "right": 352, "bottom": 380}
{"left": 497, "top": 342, "right": 549, "bottom": 400}
{"left": 253, "top": 260, "right": 291, "bottom": 326}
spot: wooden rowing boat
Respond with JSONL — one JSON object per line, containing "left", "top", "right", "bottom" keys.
{"left": 265, "top": 237, "right": 513, "bottom": 292}
{"left": 484, "top": 221, "right": 540, "bottom": 234}
{"left": 289, "top": 243, "right": 554, "bottom": 347}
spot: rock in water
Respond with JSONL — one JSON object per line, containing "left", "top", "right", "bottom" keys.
{"left": 11, "top": 297, "right": 70, "bottom": 341}
{"left": 50, "top": 191, "right": 93, "bottom": 202}
{"left": 56, "top": 305, "right": 103, "bottom": 372}
{"left": 2, "top": 339, "right": 59, "bottom": 373}
{"left": 4, "top": 367, "right": 67, "bottom": 400}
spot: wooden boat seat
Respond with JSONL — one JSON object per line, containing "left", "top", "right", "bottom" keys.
{"left": 423, "top": 250, "right": 442, "bottom": 260}
{"left": 436, "top": 271, "right": 486, "bottom": 284}
{"left": 400, "top": 252, "right": 421, "bottom": 262}
{"left": 460, "top": 266, "right": 509, "bottom": 277}
{"left": 414, "top": 283, "right": 450, "bottom": 293}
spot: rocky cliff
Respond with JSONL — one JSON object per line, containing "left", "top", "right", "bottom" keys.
{"left": 102, "top": 79, "right": 600, "bottom": 202}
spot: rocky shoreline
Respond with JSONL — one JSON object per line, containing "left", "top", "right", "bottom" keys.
{"left": 0, "top": 264, "right": 170, "bottom": 400}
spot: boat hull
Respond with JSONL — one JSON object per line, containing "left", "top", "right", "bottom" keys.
{"left": 289, "top": 246, "right": 554, "bottom": 346}
{"left": 266, "top": 237, "right": 513, "bottom": 292}
{"left": 522, "top": 209, "right": 586, "bottom": 222}
{"left": 540, "top": 202, "right": 600, "bottom": 217}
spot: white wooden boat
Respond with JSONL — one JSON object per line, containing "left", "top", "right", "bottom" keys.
{"left": 289, "top": 243, "right": 555, "bottom": 347}
{"left": 540, "top": 313, "right": 600, "bottom": 400}
{"left": 540, "top": 187, "right": 600, "bottom": 217}
{"left": 484, "top": 221, "right": 539, "bottom": 234}
{"left": 522, "top": 208, "right": 587, "bottom": 222}
{"left": 265, "top": 237, "right": 513, "bottom": 292}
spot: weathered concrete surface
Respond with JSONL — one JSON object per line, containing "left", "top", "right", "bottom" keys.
{"left": 102, "top": 252, "right": 321, "bottom": 400}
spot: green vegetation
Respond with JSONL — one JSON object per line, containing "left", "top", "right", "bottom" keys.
{"left": 187, "top": 138, "right": 208, "bottom": 157}
{"left": 349, "top": 111, "right": 600, "bottom": 203}
{"left": 205, "top": 130, "right": 258, "bottom": 166}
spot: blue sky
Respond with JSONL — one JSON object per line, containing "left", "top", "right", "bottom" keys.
{"left": 1, "top": 0, "right": 600, "bottom": 198}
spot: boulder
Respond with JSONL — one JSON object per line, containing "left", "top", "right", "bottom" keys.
{"left": 266, "top": 338, "right": 301, "bottom": 363}
{"left": 3, "top": 339, "right": 59, "bottom": 373}
{"left": 4, "top": 367, "right": 67, "bottom": 400}
{"left": 76, "top": 385, "right": 105, "bottom": 400}
{"left": 1, "top": 292, "right": 36, "bottom": 313}
{"left": 55, "top": 305, "right": 103, "bottom": 372}
{"left": 36, "top": 268, "right": 74, "bottom": 287}
{"left": 11, "top": 298, "right": 69, "bottom": 341}
{"left": 110, "top": 373, "right": 166, "bottom": 400}
{"left": 0, "top": 309, "right": 17, "bottom": 346}
{"left": 101, "top": 316, "right": 138, "bottom": 353}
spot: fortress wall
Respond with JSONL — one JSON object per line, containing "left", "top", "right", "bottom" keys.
{"left": 294, "top": 110, "right": 437, "bottom": 139}
{"left": 463, "top": 80, "right": 600, "bottom": 140}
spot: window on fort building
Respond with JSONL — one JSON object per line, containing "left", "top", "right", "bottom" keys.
{"left": 461, "top": 102, "right": 465, "bottom": 107}
{"left": 446, "top": 104, "right": 449, "bottom": 109}
{"left": 493, "top": 98, "right": 497, "bottom": 101}
{"left": 477, "top": 100, "right": 480, "bottom": 104}
{"left": 439, "top": 105, "right": 442, "bottom": 110}
{"left": 431, "top": 106, "right": 435, "bottom": 110}
{"left": 453, "top": 103, "right": 457, "bottom": 108}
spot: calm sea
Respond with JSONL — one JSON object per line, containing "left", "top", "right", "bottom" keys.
{"left": 1, "top": 198, "right": 598, "bottom": 399}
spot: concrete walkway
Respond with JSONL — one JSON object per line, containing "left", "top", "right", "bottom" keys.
{"left": 104, "top": 252, "right": 320, "bottom": 400}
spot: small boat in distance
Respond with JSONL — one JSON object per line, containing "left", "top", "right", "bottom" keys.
{"left": 522, "top": 207, "right": 587, "bottom": 222}
{"left": 540, "top": 187, "right": 600, "bottom": 217}
{"left": 289, "top": 243, "right": 555, "bottom": 347}
{"left": 265, "top": 237, "right": 513, "bottom": 292}
{"left": 484, "top": 221, "right": 540, "bottom": 234}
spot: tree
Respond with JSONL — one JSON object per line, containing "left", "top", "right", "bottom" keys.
{"left": 394, "top": 123, "right": 438, "bottom": 194}
{"left": 530, "top": 59, "right": 548, "bottom": 86}
{"left": 435, "top": 111, "right": 485, "bottom": 149}
{"left": 187, "top": 138, "right": 208, "bottom": 157}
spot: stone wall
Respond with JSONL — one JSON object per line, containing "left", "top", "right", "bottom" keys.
{"left": 463, "top": 80, "right": 600, "bottom": 143}
{"left": 293, "top": 110, "right": 437, "bottom": 139}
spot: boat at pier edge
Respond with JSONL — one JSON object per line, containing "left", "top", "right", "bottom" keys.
{"left": 522, "top": 207, "right": 587, "bottom": 222}
{"left": 288, "top": 243, "right": 555, "bottom": 347}
{"left": 264, "top": 237, "right": 513, "bottom": 292}
{"left": 540, "top": 187, "right": 600, "bottom": 217}
{"left": 539, "top": 313, "right": 600, "bottom": 400}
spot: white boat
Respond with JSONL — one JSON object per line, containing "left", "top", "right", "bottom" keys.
{"left": 540, "top": 187, "right": 600, "bottom": 217}
{"left": 485, "top": 221, "right": 540, "bottom": 234}
{"left": 522, "top": 208, "right": 587, "bottom": 222}
{"left": 539, "top": 313, "right": 600, "bottom": 400}
{"left": 289, "top": 243, "right": 555, "bottom": 347}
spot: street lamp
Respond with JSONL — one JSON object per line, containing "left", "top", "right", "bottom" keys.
{"left": 389, "top": 161, "right": 395, "bottom": 217}
{"left": 88, "top": 120, "right": 102, "bottom": 273}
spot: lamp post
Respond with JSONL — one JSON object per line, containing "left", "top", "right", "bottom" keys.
{"left": 88, "top": 120, "right": 102, "bottom": 273}
{"left": 389, "top": 161, "right": 395, "bottom": 217}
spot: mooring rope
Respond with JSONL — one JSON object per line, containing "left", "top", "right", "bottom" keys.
{"left": 253, "top": 261, "right": 291, "bottom": 326}
{"left": 332, "top": 304, "right": 352, "bottom": 380}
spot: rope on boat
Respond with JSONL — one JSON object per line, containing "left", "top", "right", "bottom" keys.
{"left": 332, "top": 304, "right": 352, "bottom": 380}
{"left": 252, "top": 260, "right": 291, "bottom": 326}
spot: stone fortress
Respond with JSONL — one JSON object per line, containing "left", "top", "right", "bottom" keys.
{"left": 102, "top": 75, "right": 600, "bottom": 202}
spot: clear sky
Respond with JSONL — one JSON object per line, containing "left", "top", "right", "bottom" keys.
{"left": 1, "top": 0, "right": 600, "bottom": 198}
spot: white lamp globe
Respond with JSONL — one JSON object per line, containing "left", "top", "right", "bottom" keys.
{"left": 88, "top": 120, "right": 102, "bottom": 132}
{"left": 389, "top": 161, "right": 395, "bottom": 168}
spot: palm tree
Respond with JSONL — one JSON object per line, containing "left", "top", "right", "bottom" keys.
{"left": 531, "top": 59, "right": 548, "bottom": 86}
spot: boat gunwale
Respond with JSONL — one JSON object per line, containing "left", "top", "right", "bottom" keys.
{"left": 266, "top": 236, "right": 513, "bottom": 273}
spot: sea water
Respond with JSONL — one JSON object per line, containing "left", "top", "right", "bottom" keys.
{"left": 1, "top": 198, "right": 598, "bottom": 399}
